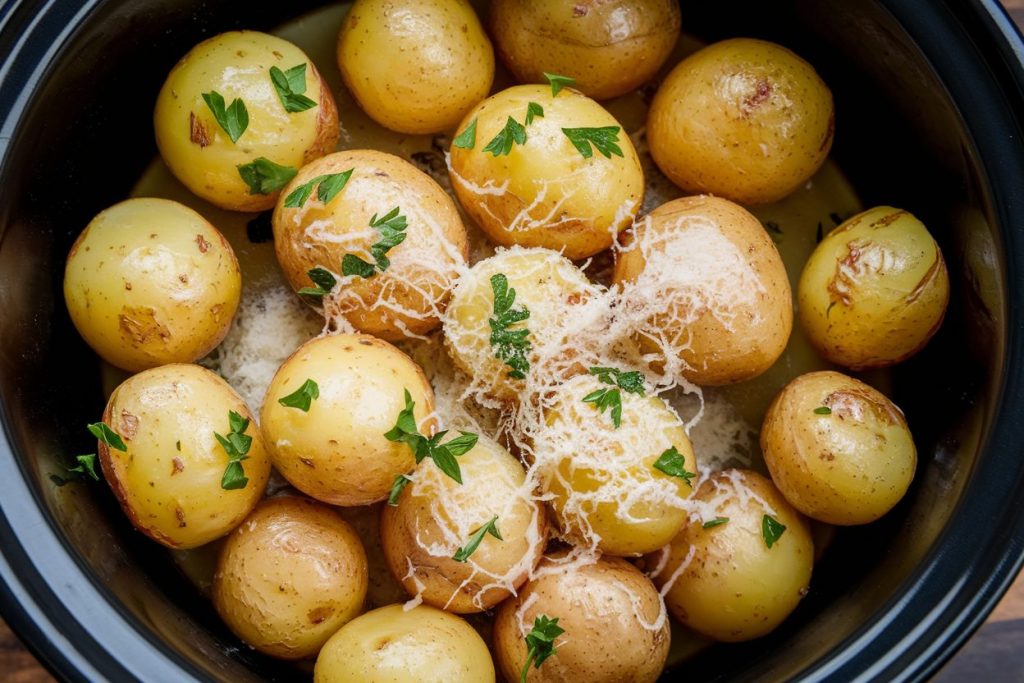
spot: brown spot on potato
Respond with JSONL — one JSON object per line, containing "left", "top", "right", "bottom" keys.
{"left": 124, "top": 281, "right": 132, "bottom": 291}
{"left": 189, "top": 112, "right": 211, "bottom": 148}
{"left": 196, "top": 233, "right": 211, "bottom": 253}
{"left": 742, "top": 80, "right": 773, "bottom": 112}
{"left": 119, "top": 410, "right": 139, "bottom": 439}
{"left": 905, "top": 247, "right": 945, "bottom": 304}
{"left": 210, "top": 303, "right": 223, "bottom": 321}
{"left": 573, "top": 4, "right": 588, "bottom": 16}
{"left": 871, "top": 210, "right": 907, "bottom": 229}
{"left": 119, "top": 307, "right": 171, "bottom": 344}
{"left": 172, "top": 457, "right": 184, "bottom": 475}
{"left": 178, "top": 274, "right": 188, "bottom": 284}
{"left": 307, "top": 606, "right": 334, "bottom": 624}
{"left": 175, "top": 506, "right": 187, "bottom": 528}
{"left": 300, "top": 458, "right": 315, "bottom": 468}
{"left": 819, "top": 112, "right": 835, "bottom": 152}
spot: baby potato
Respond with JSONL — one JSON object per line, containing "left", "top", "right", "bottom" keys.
{"left": 647, "top": 469, "right": 813, "bottom": 642}
{"left": 98, "top": 364, "right": 270, "bottom": 549}
{"left": 381, "top": 436, "right": 546, "bottom": 613}
{"left": 648, "top": 38, "right": 834, "bottom": 205}
{"left": 336, "top": 503, "right": 409, "bottom": 609}
{"left": 493, "top": 553, "right": 669, "bottom": 683}
{"left": 213, "top": 496, "right": 368, "bottom": 660}
{"left": 613, "top": 195, "right": 792, "bottom": 386}
{"left": 337, "top": 0, "right": 494, "bottom": 134}
{"left": 798, "top": 206, "right": 950, "bottom": 369}
{"left": 261, "top": 333, "right": 436, "bottom": 506}
{"left": 449, "top": 85, "right": 644, "bottom": 259}
{"left": 314, "top": 604, "right": 495, "bottom": 683}
{"left": 535, "top": 374, "right": 696, "bottom": 556}
{"left": 64, "top": 198, "right": 240, "bottom": 372}
{"left": 490, "top": 0, "right": 681, "bottom": 100}
{"left": 761, "top": 371, "right": 917, "bottom": 525}
{"left": 443, "top": 246, "right": 596, "bottom": 402}
{"left": 273, "top": 150, "right": 468, "bottom": 340}
{"left": 155, "top": 31, "right": 339, "bottom": 212}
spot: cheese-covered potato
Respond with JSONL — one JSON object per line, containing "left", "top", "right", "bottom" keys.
{"left": 64, "top": 198, "right": 240, "bottom": 372}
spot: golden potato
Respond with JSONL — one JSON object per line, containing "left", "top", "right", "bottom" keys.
{"left": 273, "top": 150, "right": 468, "bottom": 340}
{"left": 336, "top": 503, "right": 409, "bottom": 608}
{"left": 63, "top": 198, "right": 241, "bottom": 372}
{"left": 535, "top": 374, "right": 696, "bottom": 556}
{"left": 613, "top": 195, "right": 792, "bottom": 385}
{"left": 381, "top": 436, "right": 546, "bottom": 612}
{"left": 443, "top": 247, "right": 596, "bottom": 402}
{"left": 98, "top": 364, "right": 270, "bottom": 549}
{"left": 213, "top": 496, "right": 367, "bottom": 659}
{"left": 761, "top": 371, "right": 917, "bottom": 525}
{"left": 648, "top": 38, "right": 834, "bottom": 205}
{"left": 798, "top": 206, "right": 950, "bottom": 369}
{"left": 260, "top": 333, "right": 436, "bottom": 506}
{"left": 647, "top": 469, "right": 813, "bottom": 642}
{"left": 449, "top": 84, "right": 643, "bottom": 259}
{"left": 155, "top": 31, "right": 339, "bottom": 212}
{"left": 314, "top": 604, "right": 495, "bottom": 683}
{"left": 489, "top": 0, "right": 681, "bottom": 100}
{"left": 337, "top": 0, "right": 494, "bottom": 134}
{"left": 493, "top": 554, "right": 668, "bottom": 683}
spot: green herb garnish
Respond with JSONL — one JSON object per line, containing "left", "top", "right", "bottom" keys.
{"left": 214, "top": 410, "right": 252, "bottom": 490}
{"left": 298, "top": 266, "right": 337, "bottom": 299}
{"left": 488, "top": 273, "right": 531, "bottom": 380}
{"left": 278, "top": 379, "right": 319, "bottom": 412}
{"left": 88, "top": 422, "right": 127, "bottom": 452}
{"left": 269, "top": 63, "right": 317, "bottom": 113}
{"left": 581, "top": 366, "right": 645, "bottom": 429}
{"left": 653, "top": 445, "right": 696, "bottom": 485}
{"left": 520, "top": 615, "right": 564, "bottom": 683}
{"left": 388, "top": 474, "right": 411, "bottom": 506}
{"left": 453, "top": 118, "right": 478, "bottom": 150}
{"left": 814, "top": 406, "right": 832, "bottom": 415}
{"left": 452, "top": 515, "right": 502, "bottom": 562}
{"left": 703, "top": 517, "right": 730, "bottom": 529}
{"left": 384, "top": 389, "right": 478, "bottom": 484}
{"left": 544, "top": 72, "right": 576, "bottom": 97}
{"left": 483, "top": 116, "right": 527, "bottom": 157}
{"left": 525, "top": 102, "right": 544, "bottom": 126}
{"left": 237, "top": 157, "right": 298, "bottom": 195}
{"left": 762, "top": 514, "right": 787, "bottom": 548}
{"left": 202, "top": 91, "right": 248, "bottom": 143}
{"left": 562, "top": 126, "right": 623, "bottom": 159}
{"left": 68, "top": 454, "right": 99, "bottom": 481}
{"left": 342, "top": 207, "right": 409, "bottom": 278}
{"left": 283, "top": 169, "right": 354, "bottom": 208}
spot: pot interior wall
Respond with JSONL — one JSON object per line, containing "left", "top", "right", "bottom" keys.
{"left": 0, "top": 0, "right": 1002, "bottom": 680}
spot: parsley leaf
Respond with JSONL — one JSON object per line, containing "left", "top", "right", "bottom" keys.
{"left": 343, "top": 207, "right": 409, "bottom": 278}
{"left": 214, "top": 410, "right": 252, "bottom": 490}
{"left": 237, "top": 157, "right": 298, "bottom": 195}
{"left": 342, "top": 254, "right": 376, "bottom": 278}
{"left": 278, "top": 379, "right": 319, "bottom": 412}
{"left": 703, "top": 517, "right": 730, "bottom": 529}
{"left": 453, "top": 515, "right": 502, "bottom": 562}
{"left": 202, "top": 90, "right": 248, "bottom": 143}
{"left": 582, "top": 366, "right": 645, "bottom": 428}
{"left": 562, "top": 126, "right": 624, "bottom": 159}
{"left": 283, "top": 169, "right": 354, "bottom": 208}
{"left": 814, "top": 406, "right": 832, "bottom": 415}
{"left": 269, "top": 63, "right": 317, "bottom": 113}
{"left": 68, "top": 454, "right": 100, "bottom": 481}
{"left": 384, "top": 389, "right": 478, "bottom": 484}
{"left": 453, "top": 118, "right": 478, "bottom": 149}
{"left": 582, "top": 387, "right": 622, "bottom": 428}
{"left": 298, "top": 266, "right": 338, "bottom": 299}
{"left": 388, "top": 474, "right": 411, "bottom": 506}
{"left": 483, "top": 116, "right": 527, "bottom": 157}
{"left": 653, "top": 446, "right": 696, "bottom": 485}
{"left": 544, "top": 72, "right": 576, "bottom": 97}
{"left": 525, "top": 102, "right": 544, "bottom": 126}
{"left": 88, "top": 422, "right": 127, "bottom": 452}
{"left": 762, "top": 514, "right": 787, "bottom": 548}
{"left": 488, "top": 273, "right": 532, "bottom": 380}
{"left": 521, "top": 615, "right": 564, "bottom": 682}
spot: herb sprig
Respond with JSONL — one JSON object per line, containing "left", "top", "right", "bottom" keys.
{"left": 581, "top": 366, "right": 645, "bottom": 428}
{"left": 214, "top": 411, "right": 253, "bottom": 490}
{"left": 388, "top": 474, "right": 411, "bottom": 506}
{"left": 488, "top": 274, "right": 531, "bottom": 380}
{"left": 483, "top": 116, "right": 527, "bottom": 157}
{"left": 814, "top": 406, "right": 832, "bottom": 415}
{"left": 284, "top": 169, "right": 353, "bottom": 208}
{"left": 453, "top": 515, "right": 502, "bottom": 562}
{"left": 703, "top": 517, "right": 730, "bottom": 529}
{"left": 545, "top": 72, "right": 576, "bottom": 97}
{"left": 89, "top": 422, "right": 127, "bottom": 452}
{"left": 521, "top": 615, "right": 564, "bottom": 683}
{"left": 202, "top": 91, "right": 248, "bottom": 143}
{"left": 762, "top": 514, "right": 787, "bottom": 548}
{"left": 269, "top": 63, "right": 317, "bottom": 113}
{"left": 653, "top": 445, "right": 696, "bottom": 486}
{"left": 453, "top": 118, "right": 478, "bottom": 150}
{"left": 238, "top": 157, "right": 297, "bottom": 195}
{"left": 298, "top": 267, "right": 337, "bottom": 299}
{"left": 342, "top": 207, "right": 408, "bottom": 278}
{"left": 562, "top": 126, "right": 624, "bottom": 159}
{"left": 384, "top": 389, "right": 478, "bottom": 484}
{"left": 278, "top": 379, "right": 319, "bottom": 412}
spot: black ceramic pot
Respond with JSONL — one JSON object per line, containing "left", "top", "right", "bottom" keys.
{"left": 1, "top": 0, "right": 1023, "bottom": 681}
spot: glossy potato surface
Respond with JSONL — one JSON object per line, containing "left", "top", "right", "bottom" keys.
{"left": 212, "top": 496, "right": 368, "bottom": 659}
{"left": 648, "top": 38, "right": 834, "bottom": 204}
{"left": 64, "top": 198, "right": 240, "bottom": 372}
{"left": 99, "top": 364, "right": 270, "bottom": 549}
{"left": 337, "top": 0, "right": 494, "bottom": 134}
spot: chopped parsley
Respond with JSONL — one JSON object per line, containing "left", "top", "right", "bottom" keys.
{"left": 88, "top": 422, "right": 127, "bottom": 452}
{"left": 388, "top": 474, "right": 412, "bottom": 506}
{"left": 703, "top": 517, "right": 730, "bottom": 529}
{"left": 278, "top": 379, "right": 319, "bottom": 412}
{"left": 562, "top": 126, "right": 624, "bottom": 159}
{"left": 762, "top": 514, "right": 787, "bottom": 548}
{"left": 237, "top": 157, "right": 297, "bottom": 195}
{"left": 814, "top": 406, "right": 832, "bottom": 415}
{"left": 488, "top": 273, "right": 531, "bottom": 380}
{"left": 283, "top": 169, "right": 353, "bottom": 208}
{"left": 581, "top": 366, "right": 645, "bottom": 428}
{"left": 653, "top": 445, "right": 696, "bottom": 486}
{"left": 453, "top": 515, "right": 502, "bottom": 562}
{"left": 384, "top": 389, "right": 478, "bottom": 484}
{"left": 544, "top": 72, "right": 576, "bottom": 97}
{"left": 342, "top": 207, "right": 408, "bottom": 278}
{"left": 202, "top": 91, "right": 248, "bottom": 143}
{"left": 483, "top": 116, "right": 527, "bottom": 157}
{"left": 269, "top": 63, "right": 317, "bottom": 113}
{"left": 525, "top": 102, "right": 544, "bottom": 126}
{"left": 521, "top": 615, "right": 564, "bottom": 682}
{"left": 214, "top": 410, "right": 253, "bottom": 490}
{"left": 453, "top": 118, "right": 478, "bottom": 150}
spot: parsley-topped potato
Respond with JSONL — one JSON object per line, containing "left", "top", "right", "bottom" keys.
{"left": 154, "top": 31, "right": 339, "bottom": 212}
{"left": 448, "top": 80, "right": 644, "bottom": 260}
{"left": 273, "top": 150, "right": 468, "bottom": 340}
{"left": 260, "top": 333, "right": 436, "bottom": 506}
{"left": 97, "top": 364, "right": 271, "bottom": 549}
{"left": 337, "top": 0, "right": 494, "bottom": 135}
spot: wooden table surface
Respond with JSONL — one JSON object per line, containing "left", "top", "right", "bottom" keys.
{"left": 4, "top": 3, "right": 1024, "bottom": 682}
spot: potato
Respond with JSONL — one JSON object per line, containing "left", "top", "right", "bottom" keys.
{"left": 63, "top": 198, "right": 240, "bottom": 372}
{"left": 489, "top": 0, "right": 681, "bottom": 100}
{"left": 155, "top": 31, "right": 339, "bottom": 212}
{"left": 798, "top": 206, "right": 950, "bottom": 369}
{"left": 449, "top": 85, "right": 643, "bottom": 259}
{"left": 648, "top": 38, "right": 834, "bottom": 205}
{"left": 381, "top": 435, "right": 546, "bottom": 612}
{"left": 213, "top": 496, "right": 367, "bottom": 659}
{"left": 98, "top": 364, "right": 270, "bottom": 549}
{"left": 646, "top": 469, "right": 813, "bottom": 642}
{"left": 336, "top": 503, "right": 409, "bottom": 608}
{"left": 443, "top": 247, "right": 596, "bottom": 402}
{"left": 273, "top": 150, "right": 468, "bottom": 340}
{"left": 493, "top": 553, "right": 668, "bottom": 683}
{"left": 261, "top": 333, "right": 436, "bottom": 506}
{"left": 760, "top": 371, "right": 917, "bottom": 525}
{"left": 314, "top": 604, "right": 495, "bottom": 683}
{"left": 337, "top": 0, "right": 494, "bottom": 134}
{"left": 534, "top": 374, "right": 696, "bottom": 556}
{"left": 613, "top": 195, "right": 792, "bottom": 385}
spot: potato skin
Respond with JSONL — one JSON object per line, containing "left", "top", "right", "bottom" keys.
{"left": 648, "top": 38, "right": 834, "bottom": 205}
{"left": 493, "top": 554, "right": 669, "bottom": 683}
{"left": 449, "top": 85, "right": 643, "bottom": 259}
{"left": 380, "top": 436, "right": 546, "bottom": 612}
{"left": 155, "top": 31, "right": 339, "bottom": 211}
{"left": 536, "top": 375, "right": 696, "bottom": 556}
{"left": 490, "top": 0, "right": 681, "bottom": 100}
{"left": 212, "top": 496, "right": 368, "bottom": 660}
{"left": 761, "top": 371, "right": 917, "bottom": 525}
{"left": 314, "top": 604, "right": 495, "bottom": 683}
{"left": 273, "top": 150, "right": 468, "bottom": 340}
{"left": 798, "top": 206, "right": 950, "bottom": 369}
{"left": 613, "top": 195, "right": 792, "bottom": 385}
{"left": 647, "top": 469, "right": 813, "bottom": 642}
{"left": 337, "top": 0, "right": 494, "bottom": 134}
{"left": 260, "top": 333, "right": 436, "bottom": 506}
{"left": 98, "top": 364, "right": 270, "bottom": 549}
